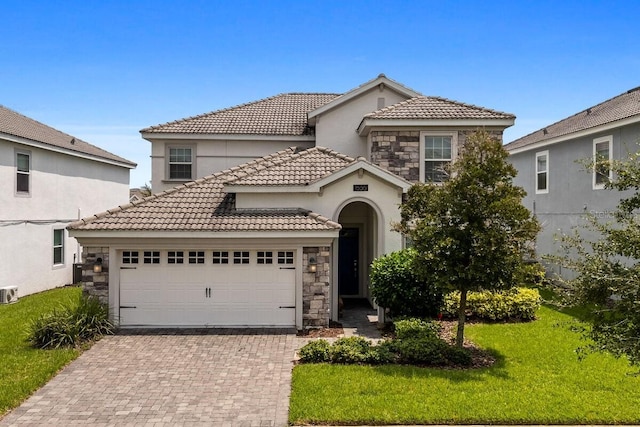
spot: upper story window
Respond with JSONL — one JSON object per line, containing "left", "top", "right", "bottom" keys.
{"left": 16, "top": 151, "right": 30, "bottom": 194}
{"left": 420, "top": 132, "right": 456, "bottom": 183}
{"left": 535, "top": 151, "right": 549, "bottom": 194}
{"left": 53, "top": 229, "right": 64, "bottom": 265}
{"left": 593, "top": 136, "right": 612, "bottom": 190}
{"left": 168, "top": 147, "right": 193, "bottom": 180}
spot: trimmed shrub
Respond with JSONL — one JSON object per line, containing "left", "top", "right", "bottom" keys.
{"left": 329, "top": 337, "right": 372, "bottom": 364}
{"left": 370, "top": 249, "right": 443, "bottom": 318}
{"left": 298, "top": 339, "right": 331, "bottom": 363}
{"left": 394, "top": 318, "right": 440, "bottom": 340}
{"left": 29, "top": 294, "right": 114, "bottom": 349}
{"left": 442, "top": 287, "right": 542, "bottom": 321}
{"left": 364, "top": 340, "right": 398, "bottom": 365}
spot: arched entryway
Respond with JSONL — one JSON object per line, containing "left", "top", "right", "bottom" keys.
{"left": 335, "top": 200, "right": 380, "bottom": 309}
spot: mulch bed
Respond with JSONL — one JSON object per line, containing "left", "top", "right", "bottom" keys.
{"left": 297, "top": 321, "right": 344, "bottom": 338}
{"left": 438, "top": 320, "right": 497, "bottom": 369}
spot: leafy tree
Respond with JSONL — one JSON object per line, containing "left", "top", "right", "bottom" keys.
{"left": 550, "top": 152, "right": 640, "bottom": 365}
{"left": 396, "top": 130, "right": 540, "bottom": 347}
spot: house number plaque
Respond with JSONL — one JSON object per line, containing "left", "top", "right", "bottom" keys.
{"left": 353, "top": 184, "right": 368, "bottom": 192}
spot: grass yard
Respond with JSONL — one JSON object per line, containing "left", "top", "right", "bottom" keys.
{"left": 290, "top": 304, "right": 640, "bottom": 425}
{"left": 0, "top": 286, "right": 81, "bottom": 417}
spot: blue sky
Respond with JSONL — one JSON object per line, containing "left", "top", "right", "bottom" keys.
{"left": 2, "top": 0, "right": 639, "bottom": 187}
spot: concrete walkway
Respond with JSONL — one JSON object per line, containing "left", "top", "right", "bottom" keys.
{"left": 339, "top": 300, "right": 383, "bottom": 340}
{"left": 0, "top": 329, "right": 298, "bottom": 427}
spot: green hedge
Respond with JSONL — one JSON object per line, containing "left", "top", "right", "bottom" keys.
{"left": 442, "top": 287, "right": 541, "bottom": 321}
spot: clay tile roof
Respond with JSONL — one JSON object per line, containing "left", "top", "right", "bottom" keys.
{"left": 0, "top": 105, "right": 136, "bottom": 166}
{"left": 67, "top": 147, "right": 343, "bottom": 232}
{"left": 141, "top": 93, "right": 340, "bottom": 136}
{"left": 363, "top": 96, "right": 515, "bottom": 120}
{"left": 223, "top": 146, "right": 355, "bottom": 186}
{"left": 505, "top": 87, "right": 640, "bottom": 151}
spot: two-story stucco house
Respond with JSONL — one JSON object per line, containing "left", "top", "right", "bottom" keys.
{"left": 0, "top": 106, "right": 136, "bottom": 299}
{"left": 506, "top": 87, "right": 640, "bottom": 276}
{"left": 69, "top": 74, "right": 515, "bottom": 329}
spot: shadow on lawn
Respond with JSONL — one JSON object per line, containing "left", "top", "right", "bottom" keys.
{"left": 371, "top": 348, "right": 508, "bottom": 382}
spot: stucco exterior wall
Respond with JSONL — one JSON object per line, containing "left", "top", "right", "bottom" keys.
{"left": 509, "top": 122, "right": 640, "bottom": 273}
{"left": 0, "top": 140, "right": 131, "bottom": 296}
{"left": 234, "top": 169, "right": 405, "bottom": 255}
{"left": 149, "top": 138, "right": 315, "bottom": 192}
{"left": 315, "top": 87, "right": 409, "bottom": 158}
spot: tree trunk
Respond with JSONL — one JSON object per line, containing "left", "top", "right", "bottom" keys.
{"left": 456, "top": 288, "right": 468, "bottom": 348}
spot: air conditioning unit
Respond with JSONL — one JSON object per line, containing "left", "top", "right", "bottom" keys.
{"left": 0, "top": 286, "right": 18, "bottom": 304}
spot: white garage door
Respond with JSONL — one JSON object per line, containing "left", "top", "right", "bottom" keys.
{"left": 118, "top": 250, "right": 296, "bottom": 327}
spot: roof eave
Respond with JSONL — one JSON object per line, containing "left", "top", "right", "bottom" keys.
{"left": 357, "top": 118, "right": 516, "bottom": 136}
{"left": 307, "top": 75, "right": 422, "bottom": 122}
{"left": 1, "top": 132, "right": 136, "bottom": 169}
{"left": 506, "top": 115, "right": 640, "bottom": 155}
{"left": 68, "top": 229, "right": 341, "bottom": 239}
{"left": 140, "top": 132, "right": 316, "bottom": 142}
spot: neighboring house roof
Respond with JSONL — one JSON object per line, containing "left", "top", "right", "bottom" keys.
{"left": 505, "top": 86, "right": 640, "bottom": 153}
{"left": 140, "top": 93, "right": 340, "bottom": 136}
{"left": 0, "top": 105, "right": 136, "bottom": 167}
{"left": 68, "top": 147, "right": 343, "bottom": 232}
{"left": 223, "top": 146, "right": 354, "bottom": 186}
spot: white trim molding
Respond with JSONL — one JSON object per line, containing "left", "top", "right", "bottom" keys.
{"left": 535, "top": 150, "right": 549, "bottom": 194}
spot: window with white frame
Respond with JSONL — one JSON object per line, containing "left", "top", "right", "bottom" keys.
{"left": 168, "top": 147, "right": 193, "bottom": 180}
{"left": 420, "top": 132, "right": 455, "bottom": 183}
{"left": 188, "top": 251, "right": 205, "bottom": 264}
{"left": 257, "top": 251, "right": 273, "bottom": 264}
{"left": 212, "top": 251, "right": 229, "bottom": 264}
{"left": 535, "top": 151, "right": 549, "bottom": 194}
{"left": 277, "top": 251, "right": 294, "bottom": 265}
{"left": 168, "top": 251, "right": 184, "bottom": 264}
{"left": 593, "top": 136, "right": 612, "bottom": 189}
{"left": 143, "top": 251, "right": 160, "bottom": 264}
{"left": 233, "top": 251, "right": 250, "bottom": 264}
{"left": 53, "top": 229, "right": 64, "bottom": 265}
{"left": 122, "top": 251, "right": 139, "bottom": 264}
{"left": 16, "top": 151, "right": 30, "bottom": 194}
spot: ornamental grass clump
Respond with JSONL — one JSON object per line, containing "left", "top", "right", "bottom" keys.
{"left": 29, "top": 294, "right": 114, "bottom": 349}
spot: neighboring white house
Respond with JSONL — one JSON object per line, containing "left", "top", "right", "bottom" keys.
{"left": 69, "top": 74, "right": 515, "bottom": 329}
{"left": 506, "top": 87, "right": 640, "bottom": 276}
{"left": 0, "top": 105, "right": 136, "bottom": 297}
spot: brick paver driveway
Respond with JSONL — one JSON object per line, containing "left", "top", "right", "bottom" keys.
{"left": 1, "top": 329, "right": 299, "bottom": 426}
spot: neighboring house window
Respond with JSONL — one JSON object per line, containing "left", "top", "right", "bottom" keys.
{"left": 16, "top": 151, "right": 30, "bottom": 194}
{"left": 168, "top": 147, "right": 193, "bottom": 180}
{"left": 535, "top": 151, "right": 549, "bottom": 194}
{"left": 168, "top": 251, "right": 184, "bottom": 264}
{"left": 189, "top": 251, "right": 205, "bottom": 264}
{"left": 143, "top": 251, "right": 160, "bottom": 264}
{"left": 420, "top": 132, "right": 456, "bottom": 183}
{"left": 233, "top": 251, "right": 250, "bottom": 264}
{"left": 593, "top": 136, "right": 612, "bottom": 189}
{"left": 122, "top": 251, "right": 139, "bottom": 264}
{"left": 257, "top": 251, "right": 273, "bottom": 264}
{"left": 212, "top": 251, "right": 229, "bottom": 264}
{"left": 53, "top": 229, "right": 64, "bottom": 265}
{"left": 277, "top": 251, "right": 294, "bottom": 265}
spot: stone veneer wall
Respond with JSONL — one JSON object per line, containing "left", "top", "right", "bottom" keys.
{"left": 81, "top": 247, "right": 109, "bottom": 304}
{"left": 370, "top": 129, "right": 504, "bottom": 183}
{"left": 302, "top": 246, "right": 331, "bottom": 328}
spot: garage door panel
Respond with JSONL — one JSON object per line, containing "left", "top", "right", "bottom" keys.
{"left": 119, "top": 250, "right": 296, "bottom": 327}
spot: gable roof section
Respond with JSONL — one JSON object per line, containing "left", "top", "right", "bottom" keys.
{"left": 505, "top": 87, "right": 640, "bottom": 153}
{"left": 68, "top": 148, "right": 343, "bottom": 233}
{"left": 307, "top": 74, "right": 422, "bottom": 122}
{"left": 140, "top": 93, "right": 340, "bottom": 136}
{"left": 0, "top": 105, "right": 136, "bottom": 167}
{"left": 223, "top": 146, "right": 354, "bottom": 186}
{"left": 357, "top": 96, "right": 515, "bottom": 135}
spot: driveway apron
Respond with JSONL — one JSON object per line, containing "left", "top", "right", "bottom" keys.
{"left": 1, "top": 329, "right": 299, "bottom": 426}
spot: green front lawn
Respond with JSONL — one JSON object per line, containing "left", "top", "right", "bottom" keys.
{"left": 0, "top": 286, "right": 81, "bottom": 416}
{"left": 290, "top": 305, "right": 640, "bottom": 425}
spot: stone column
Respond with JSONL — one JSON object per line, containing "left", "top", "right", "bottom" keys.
{"left": 302, "top": 246, "right": 331, "bottom": 328}
{"left": 81, "top": 247, "right": 109, "bottom": 304}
